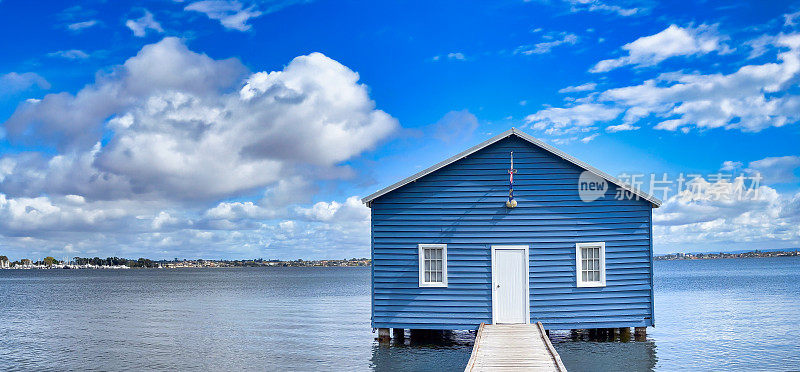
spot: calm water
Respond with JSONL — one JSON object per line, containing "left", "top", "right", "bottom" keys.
{"left": 1, "top": 257, "right": 798, "bottom": 371}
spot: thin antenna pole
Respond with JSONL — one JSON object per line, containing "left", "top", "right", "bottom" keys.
{"left": 506, "top": 151, "right": 518, "bottom": 208}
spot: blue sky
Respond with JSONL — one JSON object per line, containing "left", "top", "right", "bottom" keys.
{"left": 0, "top": 0, "right": 799, "bottom": 260}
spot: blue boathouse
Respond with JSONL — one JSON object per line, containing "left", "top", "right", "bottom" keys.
{"left": 362, "top": 128, "right": 660, "bottom": 340}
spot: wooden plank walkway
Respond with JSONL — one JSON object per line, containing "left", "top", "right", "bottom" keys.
{"left": 465, "top": 322, "right": 567, "bottom": 372}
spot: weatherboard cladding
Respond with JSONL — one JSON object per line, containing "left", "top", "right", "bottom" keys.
{"left": 370, "top": 135, "right": 654, "bottom": 330}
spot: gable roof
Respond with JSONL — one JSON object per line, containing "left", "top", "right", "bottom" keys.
{"left": 362, "top": 128, "right": 661, "bottom": 208}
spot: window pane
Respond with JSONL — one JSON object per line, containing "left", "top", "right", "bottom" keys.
{"left": 421, "top": 246, "right": 446, "bottom": 284}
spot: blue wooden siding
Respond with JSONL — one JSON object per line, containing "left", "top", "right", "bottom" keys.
{"left": 370, "top": 135, "right": 654, "bottom": 330}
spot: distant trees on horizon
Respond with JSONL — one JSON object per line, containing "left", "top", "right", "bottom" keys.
{"left": 0, "top": 255, "right": 159, "bottom": 268}
{"left": 71, "top": 256, "right": 158, "bottom": 268}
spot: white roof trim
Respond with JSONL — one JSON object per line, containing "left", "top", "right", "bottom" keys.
{"left": 362, "top": 128, "right": 661, "bottom": 208}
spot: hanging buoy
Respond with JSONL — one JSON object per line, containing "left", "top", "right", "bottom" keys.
{"left": 506, "top": 151, "right": 518, "bottom": 208}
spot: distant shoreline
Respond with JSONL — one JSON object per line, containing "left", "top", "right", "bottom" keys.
{"left": 0, "top": 257, "right": 371, "bottom": 270}
{"left": 655, "top": 249, "right": 799, "bottom": 261}
{"left": 5, "top": 250, "right": 799, "bottom": 270}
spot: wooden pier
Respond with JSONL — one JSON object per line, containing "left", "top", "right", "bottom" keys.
{"left": 465, "top": 322, "right": 567, "bottom": 372}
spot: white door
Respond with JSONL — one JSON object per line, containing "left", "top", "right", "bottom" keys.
{"left": 492, "top": 246, "right": 529, "bottom": 324}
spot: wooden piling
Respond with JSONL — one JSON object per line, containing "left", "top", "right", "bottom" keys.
{"left": 409, "top": 329, "right": 437, "bottom": 343}
{"left": 378, "top": 328, "right": 391, "bottom": 342}
{"left": 634, "top": 327, "right": 647, "bottom": 341}
{"left": 619, "top": 327, "right": 631, "bottom": 342}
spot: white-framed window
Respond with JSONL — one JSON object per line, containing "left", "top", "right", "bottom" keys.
{"left": 418, "top": 244, "right": 448, "bottom": 287}
{"left": 575, "top": 242, "right": 606, "bottom": 287}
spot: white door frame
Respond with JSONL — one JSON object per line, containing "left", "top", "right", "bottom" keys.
{"left": 491, "top": 245, "right": 531, "bottom": 324}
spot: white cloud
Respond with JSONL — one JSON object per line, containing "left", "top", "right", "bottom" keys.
{"left": 278, "top": 220, "right": 295, "bottom": 231}
{"left": 785, "top": 10, "right": 800, "bottom": 27}
{"left": 47, "top": 50, "right": 90, "bottom": 59}
{"left": 746, "top": 156, "right": 800, "bottom": 184}
{"left": 0, "top": 38, "right": 396, "bottom": 259}
{"left": 235, "top": 52, "right": 398, "bottom": 164}
{"left": 745, "top": 34, "right": 774, "bottom": 59}
{"left": 152, "top": 211, "right": 183, "bottom": 230}
{"left": 259, "top": 176, "right": 315, "bottom": 208}
{"left": 559, "top": 82, "right": 596, "bottom": 93}
{"left": 67, "top": 20, "right": 98, "bottom": 31}
{"left": 525, "top": 103, "right": 621, "bottom": 135}
{"left": 598, "top": 33, "right": 800, "bottom": 132}
{"left": 204, "top": 201, "right": 271, "bottom": 220}
{"left": 580, "top": 133, "right": 599, "bottom": 143}
{"left": 654, "top": 184, "right": 800, "bottom": 251}
{"left": 126, "top": 10, "right": 164, "bottom": 37}
{"left": 516, "top": 32, "right": 578, "bottom": 55}
{"left": 605, "top": 123, "right": 639, "bottom": 132}
{"left": 430, "top": 110, "right": 479, "bottom": 143}
{"left": 0, "top": 193, "right": 139, "bottom": 235}
{"left": 432, "top": 53, "right": 467, "bottom": 61}
{"left": 591, "top": 24, "right": 727, "bottom": 72}
{"left": 0, "top": 192, "right": 373, "bottom": 259}
{"left": 3, "top": 38, "right": 397, "bottom": 202}
{"left": 561, "top": 0, "right": 642, "bottom": 17}
{"left": 295, "top": 196, "right": 369, "bottom": 223}
{"left": 5, "top": 37, "right": 246, "bottom": 150}
{"left": 720, "top": 161, "right": 743, "bottom": 171}
{"left": 0, "top": 72, "right": 50, "bottom": 94}
{"left": 447, "top": 52, "right": 466, "bottom": 60}
{"left": 185, "top": 0, "right": 262, "bottom": 31}
{"left": 536, "top": 31, "right": 800, "bottom": 135}
{"left": 188, "top": 195, "right": 372, "bottom": 256}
